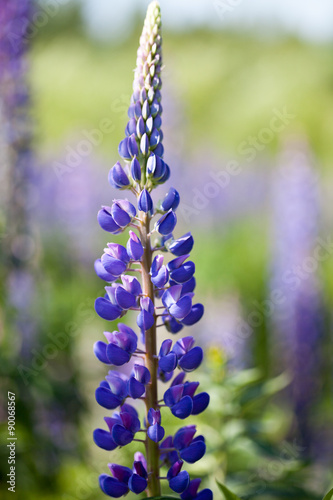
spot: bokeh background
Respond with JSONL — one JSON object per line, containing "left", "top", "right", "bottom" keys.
{"left": 1, "top": 0, "right": 333, "bottom": 499}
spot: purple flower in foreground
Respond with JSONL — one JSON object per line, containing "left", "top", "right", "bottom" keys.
{"left": 92, "top": 2, "right": 211, "bottom": 498}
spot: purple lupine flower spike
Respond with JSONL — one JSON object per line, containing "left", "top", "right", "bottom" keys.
{"left": 93, "top": 2, "right": 211, "bottom": 498}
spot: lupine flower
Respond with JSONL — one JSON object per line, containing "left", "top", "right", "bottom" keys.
{"left": 270, "top": 139, "right": 322, "bottom": 454}
{"left": 93, "top": 2, "right": 211, "bottom": 498}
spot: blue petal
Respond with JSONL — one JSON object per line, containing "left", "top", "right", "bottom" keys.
{"left": 109, "top": 464, "right": 133, "bottom": 484}
{"left": 171, "top": 396, "right": 193, "bottom": 420}
{"left": 95, "top": 387, "right": 122, "bottom": 410}
{"left": 164, "top": 385, "right": 184, "bottom": 407}
{"left": 106, "top": 344, "right": 131, "bottom": 366}
{"left": 93, "top": 341, "right": 110, "bottom": 364}
{"left": 94, "top": 259, "right": 117, "bottom": 282}
{"left": 128, "top": 474, "right": 148, "bottom": 494}
{"left": 95, "top": 298, "right": 122, "bottom": 321}
{"left": 118, "top": 138, "right": 131, "bottom": 161}
{"left": 179, "top": 346, "right": 203, "bottom": 372}
{"left": 101, "top": 254, "right": 127, "bottom": 276}
{"left": 138, "top": 189, "right": 153, "bottom": 213}
{"left": 180, "top": 440, "right": 206, "bottom": 464}
{"left": 181, "top": 277, "right": 196, "bottom": 295}
{"left": 151, "top": 265, "right": 169, "bottom": 288}
{"left": 112, "top": 424, "right": 134, "bottom": 446}
{"left": 192, "top": 392, "right": 210, "bottom": 415}
{"left": 97, "top": 208, "right": 121, "bottom": 234}
{"left": 109, "top": 161, "right": 130, "bottom": 188}
{"left": 100, "top": 475, "right": 129, "bottom": 497}
{"left": 93, "top": 429, "right": 117, "bottom": 450}
{"left": 169, "top": 471, "right": 190, "bottom": 493}
{"left": 170, "top": 261, "right": 195, "bottom": 284}
{"left": 147, "top": 423, "right": 165, "bottom": 442}
{"left": 156, "top": 210, "right": 177, "bottom": 235}
{"left": 136, "top": 309, "right": 155, "bottom": 331}
{"left": 111, "top": 203, "right": 131, "bottom": 227}
{"left": 169, "top": 296, "right": 192, "bottom": 320}
{"left": 182, "top": 304, "right": 204, "bottom": 326}
{"left": 161, "top": 187, "right": 180, "bottom": 212}
{"left": 196, "top": 490, "right": 213, "bottom": 500}
{"left": 128, "top": 377, "right": 145, "bottom": 399}
{"left": 159, "top": 352, "right": 177, "bottom": 373}
{"left": 163, "top": 315, "right": 184, "bottom": 334}
{"left": 127, "top": 231, "right": 144, "bottom": 261}
{"left": 181, "top": 478, "right": 202, "bottom": 500}
{"left": 169, "top": 233, "right": 194, "bottom": 257}
{"left": 131, "top": 156, "right": 141, "bottom": 181}
{"left": 115, "top": 286, "right": 136, "bottom": 309}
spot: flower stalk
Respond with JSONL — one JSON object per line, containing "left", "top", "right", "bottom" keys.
{"left": 92, "top": 3, "right": 212, "bottom": 499}
{"left": 140, "top": 211, "right": 161, "bottom": 496}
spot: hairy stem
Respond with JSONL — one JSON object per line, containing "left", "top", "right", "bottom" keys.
{"left": 140, "top": 211, "right": 161, "bottom": 497}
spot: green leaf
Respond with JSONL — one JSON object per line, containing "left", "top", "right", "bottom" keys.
{"left": 323, "top": 487, "right": 333, "bottom": 500}
{"left": 216, "top": 481, "right": 242, "bottom": 500}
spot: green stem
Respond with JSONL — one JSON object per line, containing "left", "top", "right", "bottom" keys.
{"left": 140, "top": 211, "right": 161, "bottom": 497}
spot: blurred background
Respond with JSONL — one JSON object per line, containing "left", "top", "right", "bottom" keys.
{"left": 1, "top": 0, "right": 333, "bottom": 498}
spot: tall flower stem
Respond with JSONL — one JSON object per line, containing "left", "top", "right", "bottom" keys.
{"left": 140, "top": 211, "right": 161, "bottom": 496}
